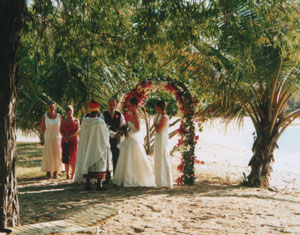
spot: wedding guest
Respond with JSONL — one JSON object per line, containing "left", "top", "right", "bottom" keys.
{"left": 113, "top": 97, "right": 155, "bottom": 187}
{"left": 41, "top": 101, "right": 62, "bottom": 179}
{"left": 74, "top": 101, "right": 112, "bottom": 190}
{"left": 60, "top": 105, "right": 80, "bottom": 180}
{"left": 154, "top": 100, "right": 173, "bottom": 188}
{"left": 100, "top": 98, "right": 126, "bottom": 183}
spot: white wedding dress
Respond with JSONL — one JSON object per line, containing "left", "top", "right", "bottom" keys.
{"left": 113, "top": 121, "right": 155, "bottom": 187}
{"left": 154, "top": 115, "right": 173, "bottom": 188}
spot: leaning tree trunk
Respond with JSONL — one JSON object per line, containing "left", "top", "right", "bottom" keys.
{"left": 143, "top": 110, "right": 151, "bottom": 154}
{"left": 246, "top": 130, "right": 277, "bottom": 188}
{"left": 0, "top": 0, "right": 26, "bottom": 228}
{"left": 35, "top": 129, "right": 45, "bottom": 145}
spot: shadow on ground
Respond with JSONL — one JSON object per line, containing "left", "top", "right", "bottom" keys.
{"left": 18, "top": 176, "right": 300, "bottom": 226}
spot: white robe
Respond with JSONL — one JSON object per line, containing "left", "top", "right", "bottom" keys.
{"left": 74, "top": 116, "right": 112, "bottom": 182}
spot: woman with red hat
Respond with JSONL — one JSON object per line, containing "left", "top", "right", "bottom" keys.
{"left": 74, "top": 100, "right": 113, "bottom": 190}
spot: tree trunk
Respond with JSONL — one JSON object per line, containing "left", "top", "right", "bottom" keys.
{"left": 142, "top": 109, "right": 151, "bottom": 154}
{"left": 246, "top": 131, "right": 276, "bottom": 187}
{"left": 35, "top": 129, "right": 45, "bottom": 145}
{"left": 0, "top": 0, "right": 26, "bottom": 228}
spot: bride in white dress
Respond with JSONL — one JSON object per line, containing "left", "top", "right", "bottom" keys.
{"left": 113, "top": 97, "right": 155, "bottom": 187}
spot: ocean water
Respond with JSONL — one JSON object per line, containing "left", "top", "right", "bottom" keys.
{"left": 200, "top": 118, "right": 300, "bottom": 175}
{"left": 274, "top": 126, "right": 300, "bottom": 173}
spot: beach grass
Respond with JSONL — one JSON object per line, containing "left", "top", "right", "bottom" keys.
{"left": 16, "top": 142, "right": 44, "bottom": 179}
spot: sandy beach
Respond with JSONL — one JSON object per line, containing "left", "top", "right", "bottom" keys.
{"left": 16, "top": 119, "right": 300, "bottom": 234}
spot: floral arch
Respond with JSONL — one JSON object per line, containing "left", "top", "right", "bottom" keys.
{"left": 120, "top": 77, "right": 200, "bottom": 185}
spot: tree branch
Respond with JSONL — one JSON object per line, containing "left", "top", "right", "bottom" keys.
{"left": 268, "top": 57, "right": 282, "bottom": 121}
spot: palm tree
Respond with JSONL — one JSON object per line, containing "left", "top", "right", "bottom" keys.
{"left": 199, "top": 46, "right": 300, "bottom": 187}
{"left": 184, "top": 1, "right": 300, "bottom": 187}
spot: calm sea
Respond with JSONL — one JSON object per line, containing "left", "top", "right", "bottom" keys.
{"left": 200, "top": 118, "right": 300, "bottom": 174}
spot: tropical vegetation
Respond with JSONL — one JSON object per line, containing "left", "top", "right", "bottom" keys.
{"left": 2, "top": 0, "right": 300, "bottom": 228}
{"left": 183, "top": 0, "right": 300, "bottom": 187}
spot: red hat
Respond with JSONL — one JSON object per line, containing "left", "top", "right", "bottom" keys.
{"left": 88, "top": 100, "right": 100, "bottom": 112}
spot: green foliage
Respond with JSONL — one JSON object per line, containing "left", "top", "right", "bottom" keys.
{"left": 145, "top": 91, "right": 178, "bottom": 116}
{"left": 18, "top": 0, "right": 207, "bottom": 135}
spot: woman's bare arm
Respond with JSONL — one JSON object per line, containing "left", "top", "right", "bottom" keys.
{"left": 69, "top": 119, "right": 80, "bottom": 137}
{"left": 154, "top": 115, "right": 167, "bottom": 134}
{"left": 132, "top": 114, "right": 140, "bottom": 131}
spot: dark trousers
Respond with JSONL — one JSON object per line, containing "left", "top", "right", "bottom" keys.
{"left": 106, "top": 141, "right": 120, "bottom": 181}
{"left": 62, "top": 142, "right": 70, "bottom": 164}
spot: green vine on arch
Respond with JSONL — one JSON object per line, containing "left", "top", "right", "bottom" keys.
{"left": 120, "top": 77, "right": 200, "bottom": 185}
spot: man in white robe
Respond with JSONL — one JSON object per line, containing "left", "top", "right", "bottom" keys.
{"left": 74, "top": 101, "right": 112, "bottom": 190}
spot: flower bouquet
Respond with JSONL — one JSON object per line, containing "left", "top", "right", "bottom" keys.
{"left": 118, "top": 123, "right": 129, "bottom": 137}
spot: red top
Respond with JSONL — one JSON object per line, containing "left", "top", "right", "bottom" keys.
{"left": 61, "top": 120, "right": 78, "bottom": 164}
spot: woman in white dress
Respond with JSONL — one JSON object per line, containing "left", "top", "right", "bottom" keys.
{"left": 41, "top": 102, "right": 62, "bottom": 179}
{"left": 113, "top": 97, "right": 155, "bottom": 187}
{"left": 154, "top": 100, "right": 173, "bottom": 188}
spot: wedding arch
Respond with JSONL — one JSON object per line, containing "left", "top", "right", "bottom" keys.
{"left": 120, "top": 77, "right": 200, "bottom": 185}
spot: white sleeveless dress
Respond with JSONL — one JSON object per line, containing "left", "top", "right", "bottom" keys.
{"left": 154, "top": 115, "right": 173, "bottom": 188}
{"left": 113, "top": 121, "right": 155, "bottom": 187}
{"left": 41, "top": 113, "right": 62, "bottom": 172}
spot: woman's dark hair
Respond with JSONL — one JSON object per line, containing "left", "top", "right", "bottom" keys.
{"left": 156, "top": 100, "right": 166, "bottom": 111}
{"left": 129, "top": 97, "right": 139, "bottom": 106}
{"left": 47, "top": 101, "right": 55, "bottom": 106}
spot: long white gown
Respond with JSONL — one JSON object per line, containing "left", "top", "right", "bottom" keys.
{"left": 154, "top": 114, "right": 173, "bottom": 188}
{"left": 113, "top": 121, "right": 155, "bottom": 187}
{"left": 41, "top": 113, "right": 62, "bottom": 172}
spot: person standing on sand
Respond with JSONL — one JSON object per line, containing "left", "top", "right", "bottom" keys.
{"left": 41, "top": 101, "right": 62, "bottom": 179}
{"left": 100, "top": 98, "right": 126, "bottom": 183}
{"left": 60, "top": 105, "right": 80, "bottom": 180}
{"left": 74, "top": 101, "right": 113, "bottom": 190}
{"left": 113, "top": 97, "right": 155, "bottom": 187}
{"left": 154, "top": 100, "right": 173, "bottom": 188}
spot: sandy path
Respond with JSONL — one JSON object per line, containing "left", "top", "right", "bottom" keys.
{"left": 18, "top": 178, "right": 300, "bottom": 234}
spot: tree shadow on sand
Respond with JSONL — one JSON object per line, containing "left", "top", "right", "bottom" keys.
{"left": 17, "top": 177, "right": 300, "bottom": 225}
